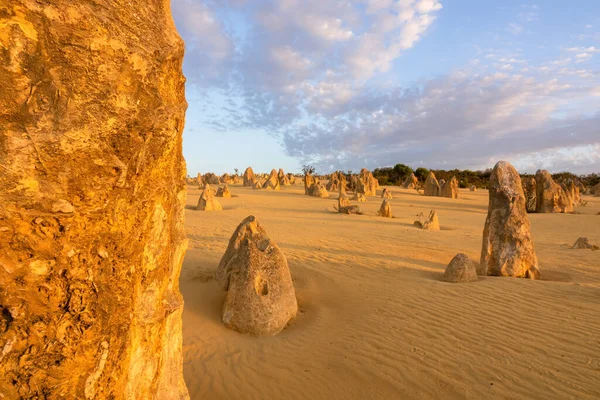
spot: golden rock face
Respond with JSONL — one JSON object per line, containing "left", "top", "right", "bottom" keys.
{"left": 0, "top": 1, "right": 189, "bottom": 398}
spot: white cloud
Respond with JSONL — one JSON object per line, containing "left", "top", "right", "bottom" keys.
{"left": 507, "top": 23, "right": 524, "bottom": 35}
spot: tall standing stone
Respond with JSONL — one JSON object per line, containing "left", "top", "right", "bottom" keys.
{"left": 522, "top": 177, "right": 537, "bottom": 213}
{"left": 535, "top": 170, "right": 574, "bottom": 213}
{"left": 243, "top": 167, "right": 256, "bottom": 187}
{"left": 480, "top": 162, "right": 540, "bottom": 279}
{"left": 263, "top": 169, "right": 281, "bottom": 190}
{"left": 423, "top": 172, "right": 441, "bottom": 196}
{"left": 304, "top": 173, "right": 315, "bottom": 195}
{"left": 440, "top": 176, "right": 459, "bottom": 199}
{"left": 0, "top": 2, "right": 189, "bottom": 398}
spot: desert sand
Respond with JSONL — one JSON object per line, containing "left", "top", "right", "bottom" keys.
{"left": 181, "top": 183, "right": 600, "bottom": 400}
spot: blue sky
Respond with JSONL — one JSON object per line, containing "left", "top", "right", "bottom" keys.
{"left": 172, "top": 0, "right": 600, "bottom": 176}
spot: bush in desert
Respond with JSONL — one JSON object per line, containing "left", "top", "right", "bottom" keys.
{"left": 263, "top": 169, "right": 281, "bottom": 190}
{"left": 572, "top": 237, "right": 599, "bottom": 250}
{"left": 216, "top": 216, "right": 298, "bottom": 336}
{"left": 381, "top": 188, "right": 393, "bottom": 199}
{"left": 480, "top": 161, "right": 540, "bottom": 279}
{"left": 413, "top": 210, "right": 440, "bottom": 231}
{"left": 402, "top": 173, "right": 419, "bottom": 189}
{"left": 243, "top": 167, "right": 256, "bottom": 187}
{"left": 216, "top": 184, "right": 232, "bottom": 198}
{"left": 443, "top": 254, "right": 478, "bottom": 283}
{"left": 423, "top": 172, "right": 441, "bottom": 196}
{"left": 377, "top": 199, "right": 393, "bottom": 218}
{"left": 197, "top": 185, "right": 223, "bottom": 211}
{"left": 0, "top": 2, "right": 189, "bottom": 397}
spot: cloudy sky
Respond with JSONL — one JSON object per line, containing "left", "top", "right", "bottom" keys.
{"left": 172, "top": 0, "right": 600, "bottom": 175}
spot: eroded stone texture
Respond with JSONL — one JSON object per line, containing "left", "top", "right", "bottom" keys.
{"left": 480, "top": 161, "right": 540, "bottom": 279}
{"left": 423, "top": 172, "right": 440, "bottom": 197}
{"left": 243, "top": 167, "right": 256, "bottom": 187}
{"left": 203, "top": 172, "right": 219, "bottom": 185}
{"left": 572, "top": 237, "right": 599, "bottom": 250}
{"left": 326, "top": 171, "right": 346, "bottom": 192}
{"left": 278, "top": 169, "right": 291, "bottom": 186}
{"left": 440, "top": 176, "right": 459, "bottom": 199}
{"left": 357, "top": 168, "right": 378, "bottom": 196}
{"left": 522, "top": 177, "right": 537, "bottom": 213}
{"left": 381, "top": 188, "right": 393, "bottom": 199}
{"left": 535, "top": 170, "right": 574, "bottom": 213}
{"left": 0, "top": 2, "right": 189, "bottom": 398}
{"left": 414, "top": 210, "right": 440, "bottom": 231}
{"left": 216, "top": 184, "right": 232, "bottom": 198}
{"left": 304, "top": 173, "right": 315, "bottom": 195}
{"left": 309, "top": 183, "right": 329, "bottom": 198}
{"left": 217, "top": 216, "right": 298, "bottom": 336}
{"left": 469, "top": 185, "right": 477, "bottom": 192}
{"left": 402, "top": 173, "right": 419, "bottom": 189}
{"left": 377, "top": 199, "right": 392, "bottom": 218}
{"left": 443, "top": 254, "right": 478, "bottom": 283}
{"left": 351, "top": 192, "right": 366, "bottom": 202}
{"left": 263, "top": 169, "right": 281, "bottom": 190}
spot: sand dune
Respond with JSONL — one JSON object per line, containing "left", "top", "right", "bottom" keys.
{"left": 181, "top": 184, "right": 600, "bottom": 400}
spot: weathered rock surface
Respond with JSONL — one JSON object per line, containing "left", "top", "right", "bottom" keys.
{"left": 309, "top": 183, "right": 329, "bottom": 198}
{"left": 377, "top": 199, "right": 392, "bottom": 218}
{"left": 326, "top": 171, "right": 347, "bottom": 192}
{"left": 413, "top": 210, "right": 440, "bottom": 231}
{"left": 217, "top": 216, "right": 298, "bottom": 336}
{"left": 203, "top": 172, "right": 220, "bottom": 185}
{"left": 381, "top": 188, "right": 393, "bottom": 199}
{"left": 440, "top": 176, "right": 459, "bottom": 199}
{"left": 423, "top": 172, "right": 441, "bottom": 197}
{"left": 351, "top": 192, "right": 366, "bottom": 202}
{"left": 339, "top": 205, "right": 361, "bottom": 214}
{"left": 278, "top": 169, "right": 291, "bottom": 186}
{"left": 469, "top": 185, "right": 477, "bottom": 192}
{"left": 0, "top": 2, "right": 189, "bottom": 398}
{"left": 480, "top": 161, "right": 540, "bottom": 279}
{"left": 357, "top": 168, "right": 379, "bottom": 196}
{"left": 593, "top": 183, "right": 600, "bottom": 197}
{"left": 443, "top": 254, "right": 478, "bottom": 283}
{"left": 572, "top": 237, "right": 599, "bottom": 250}
{"left": 402, "top": 173, "right": 419, "bottom": 189}
{"left": 253, "top": 181, "right": 264, "bottom": 190}
{"left": 535, "top": 170, "right": 574, "bottom": 213}
{"left": 338, "top": 193, "right": 351, "bottom": 209}
{"left": 197, "top": 185, "right": 223, "bottom": 211}
{"left": 263, "top": 169, "right": 281, "bottom": 190}
{"left": 216, "top": 184, "right": 232, "bottom": 198}
{"left": 243, "top": 167, "right": 256, "bottom": 187}
{"left": 522, "top": 177, "right": 537, "bottom": 213}
{"left": 304, "top": 173, "right": 315, "bottom": 195}
{"left": 287, "top": 173, "right": 296, "bottom": 185}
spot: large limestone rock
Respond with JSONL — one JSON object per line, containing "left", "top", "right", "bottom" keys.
{"left": 197, "top": 185, "right": 223, "bottom": 211}
{"left": 440, "top": 176, "right": 459, "bottom": 199}
{"left": 562, "top": 180, "right": 581, "bottom": 206}
{"left": 469, "top": 185, "right": 477, "bottom": 192}
{"left": 217, "top": 216, "right": 298, "bottom": 336}
{"left": 522, "top": 177, "right": 537, "bottom": 213}
{"left": 263, "top": 169, "right": 281, "bottom": 190}
{"left": 480, "top": 161, "right": 540, "bottom": 279}
{"left": 0, "top": 2, "right": 189, "bottom": 398}
{"left": 535, "top": 170, "right": 574, "bottom": 213}
{"left": 413, "top": 210, "right": 440, "bottom": 231}
{"left": 357, "top": 168, "right": 378, "bottom": 196}
{"left": 351, "top": 192, "right": 366, "bottom": 202}
{"left": 326, "top": 171, "right": 347, "bottom": 192}
{"left": 381, "top": 188, "right": 393, "bottom": 199}
{"left": 304, "top": 173, "right": 315, "bottom": 195}
{"left": 287, "top": 173, "right": 296, "bottom": 185}
{"left": 443, "top": 254, "right": 478, "bottom": 283}
{"left": 402, "top": 173, "right": 419, "bottom": 189}
{"left": 278, "top": 169, "right": 291, "bottom": 186}
{"left": 220, "top": 173, "right": 233, "bottom": 184}
{"left": 216, "top": 184, "right": 232, "bottom": 198}
{"left": 203, "top": 172, "right": 220, "bottom": 185}
{"left": 243, "top": 167, "right": 256, "bottom": 187}
{"left": 423, "top": 172, "right": 441, "bottom": 196}
{"left": 309, "top": 183, "right": 329, "bottom": 198}
{"left": 377, "top": 199, "right": 392, "bottom": 218}
{"left": 592, "top": 183, "right": 600, "bottom": 197}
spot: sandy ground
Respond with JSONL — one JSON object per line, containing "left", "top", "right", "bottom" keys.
{"left": 180, "top": 183, "right": 600, "bottom": 400}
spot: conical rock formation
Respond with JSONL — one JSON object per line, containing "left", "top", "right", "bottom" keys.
{"left": 217, "top": 216, "right": 298, "bottom": 336}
